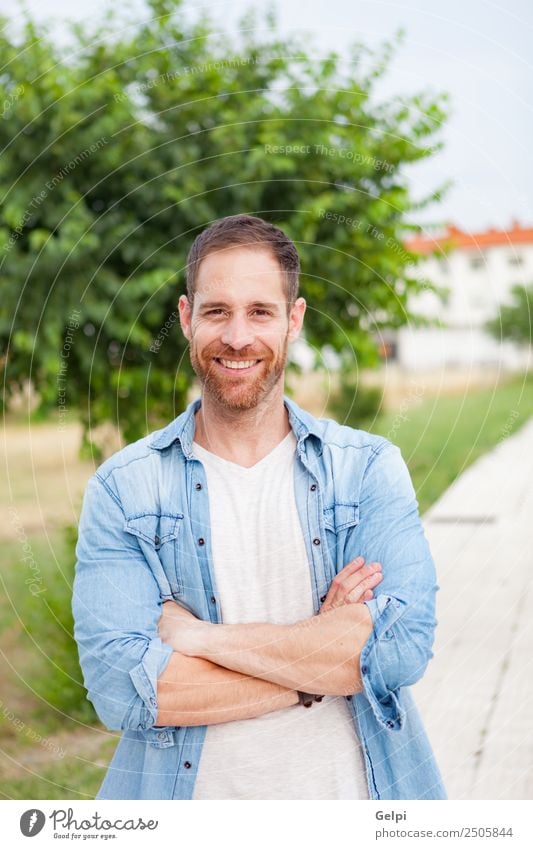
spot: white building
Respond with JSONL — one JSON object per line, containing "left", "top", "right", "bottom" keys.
{"left": 390, "top": 222, "right": 533, "bottom": 371}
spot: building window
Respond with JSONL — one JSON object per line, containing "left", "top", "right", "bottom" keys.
{"left": 470, "top": 255, "right": 485, "bottom": 270}
{"left": 508, "top": 254, "right": 524, "bottom": 266}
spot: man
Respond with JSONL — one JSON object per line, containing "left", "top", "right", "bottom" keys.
{"left": 72, "top": 214, "right": 445, "bottom": 800}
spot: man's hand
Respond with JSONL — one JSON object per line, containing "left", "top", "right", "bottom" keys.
{"left": 158, "top": 583, "right": 374, "bottom": 695}
{"left": 158, "top": 601, "right": 211, "bottom": 654}
{"left": 319, "top": 556, "right": 382, "bottom": 613}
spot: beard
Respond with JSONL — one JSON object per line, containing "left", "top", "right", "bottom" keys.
{"left": 189, "top": 334, "right": 289, "bottom": 412}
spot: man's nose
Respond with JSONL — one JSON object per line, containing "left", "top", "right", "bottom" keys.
{"left": 219, "top": 315, "right": 255, "bottom": 351}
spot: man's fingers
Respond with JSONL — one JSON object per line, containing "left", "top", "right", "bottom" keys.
{"left": 346, "top": 570, "right": 383, "bottom": 603}
{"left": 321, "top": 556, "right": 365, "bottom": 607}
{"left": 338, "top": 556, "right": 366, "bottom": 577}
{"left": 321, "top": 561, "right": 382, "bottom": 610}
{"left": 334, "top": 562, "right": 381, "bottom": 596}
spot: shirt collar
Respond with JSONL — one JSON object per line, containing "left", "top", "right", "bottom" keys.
{"left": 147, "top": 395, "right": 324, "bottom": 457}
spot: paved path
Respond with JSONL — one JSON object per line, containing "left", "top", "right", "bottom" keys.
{"left": 414, "top": 418, "right": 533, "bottom": 799}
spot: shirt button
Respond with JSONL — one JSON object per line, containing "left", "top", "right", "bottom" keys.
{"left": 320, "top": 594, "right": 326, "bottom": 603}
{"left": 154, "top": 535, "right": 160, "bottom": 546}
{"left": 198, "top": 537, "right": 205, "bottom": 546}
{"left": 313, "top": 538, "right": 321, "bottom": 546}
{"left": 150, "top": 697, "right": 157, "bottom": 707}
{"left": 361, "top": 665, "right": 369, "bottom": 675}
{"left": 157, "top": 731, "right": 166, "bottom": 740}
{"left": 386, "top": 720, "right": 395, "bottom": 729}
{"left": 195, "top": 483, "right": 202, "bottom": 490}
{"left": 210, "top": 595, "right": 216, "bottom": 604}
{"left": 346, "top": 695, "right": 352, "bottom": 701}
{"left": 310, "top": 484, "right": 317, "bottom": 491}
{"left": 183, "top": 761, "right": 192, "bottom": 769}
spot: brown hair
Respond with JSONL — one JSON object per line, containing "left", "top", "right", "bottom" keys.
{"left": 185, "top": 214, "right": 300, "bottom": 307}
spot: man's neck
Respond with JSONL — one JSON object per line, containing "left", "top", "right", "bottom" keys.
{"left": 193, "top": 385, "right": 292, "bottom": 468}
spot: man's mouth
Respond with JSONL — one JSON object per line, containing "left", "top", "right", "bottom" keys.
{"left": 213, "top": 357, "right": 262, "bottom": 373}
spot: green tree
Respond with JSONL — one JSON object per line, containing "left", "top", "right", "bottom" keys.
{"left": 485, "top": 283, "right": 532, "bottom": 346}
{"left": 0, "top": 0, "right": 449, "bottom": 446}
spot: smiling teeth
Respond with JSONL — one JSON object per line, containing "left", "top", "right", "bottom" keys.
{"left": 220, "top": 359, "right": 257, "bottom": 369}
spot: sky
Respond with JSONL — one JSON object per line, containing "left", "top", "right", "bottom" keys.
{"left": 1, "top": 0, "right": 531, "bottom": 233}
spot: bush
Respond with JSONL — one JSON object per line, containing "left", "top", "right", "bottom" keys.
{"left": 327, "top": 374, "right": 383, "bottom": 430}
{"left": 485, "top": 283, "right": 533, "bottom": 345}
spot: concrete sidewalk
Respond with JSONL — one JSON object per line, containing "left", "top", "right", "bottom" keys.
{"left": 414, "top": 417, "right": 533, "bottom": 799}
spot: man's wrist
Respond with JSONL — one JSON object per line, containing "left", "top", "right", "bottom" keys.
{"left": 182, "top": 619, "right": 214, "bottom": 656}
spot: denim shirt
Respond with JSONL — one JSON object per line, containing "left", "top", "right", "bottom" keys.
{"left": 72, "top": 396, "right": 446, "bottom": 800}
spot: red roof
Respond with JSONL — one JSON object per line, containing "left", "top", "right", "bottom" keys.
{"left": 405, "top": 222, "right": 533, "bottom": 255}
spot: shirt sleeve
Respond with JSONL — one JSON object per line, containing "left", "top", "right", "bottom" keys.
{"left": 72, "top": 473, "right": 174, "bottom": 734}
{"left": 349, "top": 441, "right": 439, "bottom": 731}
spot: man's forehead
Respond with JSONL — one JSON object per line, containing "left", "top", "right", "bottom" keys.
{"left": 194, "top": 272, "right": 285, "bottom": 305}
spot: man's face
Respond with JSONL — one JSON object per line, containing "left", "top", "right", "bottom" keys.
{"left": 179, "top": 246, "right": 306, "bottom": 411}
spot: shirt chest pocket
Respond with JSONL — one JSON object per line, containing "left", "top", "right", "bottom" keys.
{"left": 123, "top": 513, "right": 184, "bottom": 598}
{"left": 322, "top": 501, "right": 360, "bottom": 573}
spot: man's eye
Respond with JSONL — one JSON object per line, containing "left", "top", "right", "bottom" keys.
{"left": 206, "top": 309, "right": 225, "bottom": 316}
{"left": 252, "top": 309, "right": 272, "bottom": 317}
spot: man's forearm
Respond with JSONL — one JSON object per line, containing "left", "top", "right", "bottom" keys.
{"left": 179, "top": 604, "right": 373, "bottom": 696}
{"left": 155, "top": 651, "right": 298, "bottom": 726}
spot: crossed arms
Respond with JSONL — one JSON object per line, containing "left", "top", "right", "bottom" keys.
{"left": 73, "top": 442, "right": 438, "bottom": 734}
{"left": 155, "top": 558, "right": 382, "bottom": 727}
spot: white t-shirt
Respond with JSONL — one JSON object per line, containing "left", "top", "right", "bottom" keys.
{"left": 191, "top": 430, "right": 369, "bottom": 800}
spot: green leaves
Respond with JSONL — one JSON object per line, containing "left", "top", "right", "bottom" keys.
{"left": 1, "top": 0, "right": 448, "bottom": 445}
{"left": 486, "top": 284, "right": 533, "bottom": 346}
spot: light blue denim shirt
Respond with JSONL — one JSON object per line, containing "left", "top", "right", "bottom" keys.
{"left": 72, "top": 396, "right": 446, "bottom": 800}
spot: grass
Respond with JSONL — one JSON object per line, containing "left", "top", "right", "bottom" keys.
{"left": 0, "top": 736, "right": 117, "bottom": 800}
{"left": 0, "top": 528, "right": 106, "bottom": 799}
{"left": 0, "top": 529, "right": 97, "bottom": 734}
{"left": 367, "top": 372, "right": 533, "bottom": 513}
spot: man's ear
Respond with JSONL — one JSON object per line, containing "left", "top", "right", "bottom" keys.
{"left": 288, "top": 297, "right": 306, "bottom": 342}
{"left": 178, "top": 294, "right": 192, "bottom": 341}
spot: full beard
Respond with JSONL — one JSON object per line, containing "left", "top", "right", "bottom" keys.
{"left": 190, "top": 336, "right": 289, "bottom": 412}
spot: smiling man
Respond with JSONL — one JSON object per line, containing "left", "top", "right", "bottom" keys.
{"left": 72, "top": 214, "right": 445, "bottom": 800}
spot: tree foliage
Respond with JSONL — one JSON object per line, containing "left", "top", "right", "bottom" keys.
{"left": 485, "top": 283, "right": 532, "bottom": 346}
{"left": 0, "top": 0, "right": 449, "bottom": 445}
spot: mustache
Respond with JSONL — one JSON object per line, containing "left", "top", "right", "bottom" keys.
{"left": 202, "top": 344, "right": 268, "bottom": 359}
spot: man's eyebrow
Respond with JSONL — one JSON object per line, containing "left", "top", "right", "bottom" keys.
{"left": 197, "top": 301, "right": 229, "bottom": 310}
{"left": 249, "top": 301, "right": 280, "bottom": 310}
{"left": 198, "top": 300, "right": 281, "bottom": 310}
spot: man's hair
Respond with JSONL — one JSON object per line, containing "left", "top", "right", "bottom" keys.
{"left": 185, "top": 214, "right": 300, "bottom": 306}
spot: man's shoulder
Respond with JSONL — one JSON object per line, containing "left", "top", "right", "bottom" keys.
{"left": 92, "top": 401, "right": 197, "bottom": 487}
{"left": 313, "top": 416, "right": 400, "bottom": 489}
{"left": 298, "top": 408, "right": 416, "bottom": 511}
{"left": 92, "top": 424, "right": 173, "bottom": 488}
{"left": 317, "top": 414, "right": 391, "bottom": 455}
{"left": 287, "top": 397, "right": 392, "bottom": 456}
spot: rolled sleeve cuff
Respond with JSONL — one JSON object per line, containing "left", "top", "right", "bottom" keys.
{"left": 127, "top": 637, "right": 174, "bottom": 739}
{"left": 360, "top": 594, "right": 407, "bottom": 731}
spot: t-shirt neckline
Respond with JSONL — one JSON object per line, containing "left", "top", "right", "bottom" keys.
{"left": 192, "top": 430, "right": 296, "bottom": 473}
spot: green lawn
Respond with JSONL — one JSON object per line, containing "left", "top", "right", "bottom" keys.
{"left": 368, "top": 372, "right": 533, "bottom": 513}
{"left": 0, "top": 530, "right": 112, "bottom": 800}
{"left": 0, "top": 734, "right": 117, "bottom": 800}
